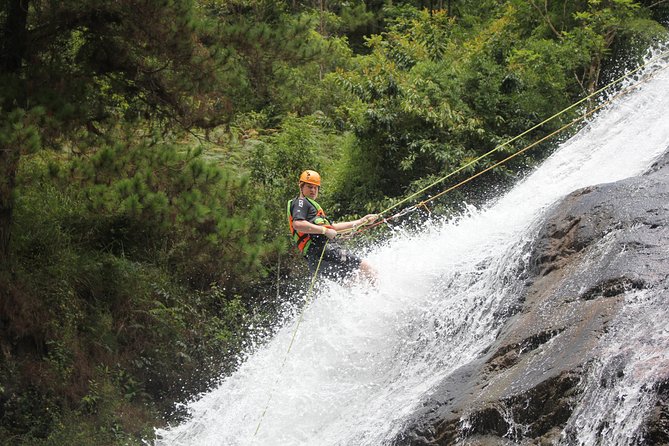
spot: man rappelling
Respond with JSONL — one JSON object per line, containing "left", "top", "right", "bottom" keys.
{"left": 287, "top": 170, "right": 379, "bottom": 282}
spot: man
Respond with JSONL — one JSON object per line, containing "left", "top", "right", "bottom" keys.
{"left": 287, "top": 169, "right": 378, "bottom": 282}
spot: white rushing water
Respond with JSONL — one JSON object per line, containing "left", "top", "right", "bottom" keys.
{"left": 559, "top": 288, "right": 669, "bottom": 446}
{"left": 155, "top": 49, "right": 669, "bottom": 446}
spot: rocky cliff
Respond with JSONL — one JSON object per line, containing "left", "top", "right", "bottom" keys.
{"left": 395, "top": 151, "right": 669, "bottom": 445}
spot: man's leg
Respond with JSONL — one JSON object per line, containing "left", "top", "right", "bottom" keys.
{"left": 359, "top": 259, "right": 378, "bottom": 284}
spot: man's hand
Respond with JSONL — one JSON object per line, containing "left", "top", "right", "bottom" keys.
{"left": 361, "top": 214, "right": 379, "bottom": 225}
{"left": 324, "top": 227, "right": 337, "bottom": 239}
{"left": 351, "top": 214, "right": 379, "bottom": 232}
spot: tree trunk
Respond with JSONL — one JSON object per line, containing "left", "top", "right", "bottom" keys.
{"left": 0, "top": 0, "right": 30, "bottom": 267}
{"left": 585, "top": 29, "right": 616, "bottom": 110}
{"left": 2, "top": 0, "right": 29, "bottom": 73}
{"left": 0, "top": 150, "right": 20, "bottom": 268}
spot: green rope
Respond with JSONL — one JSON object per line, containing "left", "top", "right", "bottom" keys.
{"left": 336, "top": 49, "right": 669, "bottom": 238}
{"left": 254, "top": 240, "right": 329, "bottom": 437}
{"left": 375, "top": 48, "right": 669, "bottom": 218}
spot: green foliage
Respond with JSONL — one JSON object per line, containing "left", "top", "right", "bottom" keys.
{"left": 325, "top": 1, "right": 668, "bottom": 215}
{"left": 47, "top": 131, "right": 273, "bottom": 288}
{"left": 1, "top": 0, "right": 234, "bottom": 129}
{"left": 0, "top": 108, "right": 43, "bottom": 155}
{"left": 1, "top": 151, "right": 275, "bottom": 444}
{"left": 247, "top": 114, "right": 348, "bottom": 229}
{"left": 327, "top": 9, "right": 484, "bottom": 212}
{"left": 271, "top": 31, "right": 354, "bottom": 116}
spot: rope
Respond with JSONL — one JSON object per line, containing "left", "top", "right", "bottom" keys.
{"left": 254, "top": 240, "right": 329, "bottom": 437}
{"left": 378, "top": 48, "right": 669, "bottom": 217}
{"left": 341, "top": 48, "right": 669, "bottom": 236}
{"left": 276, "top": 253, "right": 281, "bottom": 301}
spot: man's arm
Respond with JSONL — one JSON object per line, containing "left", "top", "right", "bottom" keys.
{"left": 293, "top": 219, "right": 330, "bottom": 235}
{"left": 293, "top": 220, "right": 338, "bottom": 239}
{"left": 294, "top": 215, "right": 377, "bottom": 240}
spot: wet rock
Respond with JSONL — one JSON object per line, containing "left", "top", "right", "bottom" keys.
{"left": 646, "top": 379, "right": 669, "bottom": 444}
{"left": 395, "top": 151, "right": 669, "bottom": 445}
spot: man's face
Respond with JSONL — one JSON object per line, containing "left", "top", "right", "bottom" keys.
{"left": 301, "top": 182, "right": 319, "bottom": 200}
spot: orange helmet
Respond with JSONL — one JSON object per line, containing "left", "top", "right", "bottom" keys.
{"left": 299, "top": 170, "right": 321, "bottom": 186}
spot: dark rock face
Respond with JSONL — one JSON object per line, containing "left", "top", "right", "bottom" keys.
{"left": 395, "top": 152, "right": 669, "bottom": 445}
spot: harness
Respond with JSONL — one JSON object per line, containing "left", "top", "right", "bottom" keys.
{"left": 287, "top": 196, "right": 331, "bottom": 255}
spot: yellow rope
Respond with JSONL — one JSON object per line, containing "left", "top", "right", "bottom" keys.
{"left": 421, "top": 59, "right": 669, "bottom": 210}
{"left": 339, "top": 48, "right": 669, "bottom": 236}
{"left": 254, "top": 240, "right": 329, "bottom": 437}
{"left": 383, "top": 49, "right": 669, "bottom": 216}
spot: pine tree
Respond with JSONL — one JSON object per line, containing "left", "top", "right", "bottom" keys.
{"left": 0, "top": 0, "right": 246, "bottom": 266}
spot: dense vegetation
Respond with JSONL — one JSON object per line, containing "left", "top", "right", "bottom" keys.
{"left": 1, "top": 0, "right": 667, "bottom": 444}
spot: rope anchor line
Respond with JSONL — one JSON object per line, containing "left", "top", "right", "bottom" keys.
{"left": 341, "top": 48, "right": 669, "bottom": 236}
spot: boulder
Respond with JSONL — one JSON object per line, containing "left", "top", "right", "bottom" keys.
{"left": 396, "top": 151, "right": 669, "bottom": 445}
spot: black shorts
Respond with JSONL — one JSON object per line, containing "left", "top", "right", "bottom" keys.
{"left": 305, "top": 243, "right": 362, "bottom": 281}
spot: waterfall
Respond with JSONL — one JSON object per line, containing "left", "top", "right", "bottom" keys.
{"left": 154, "top": 49, "right": 669, "bottom": 446}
